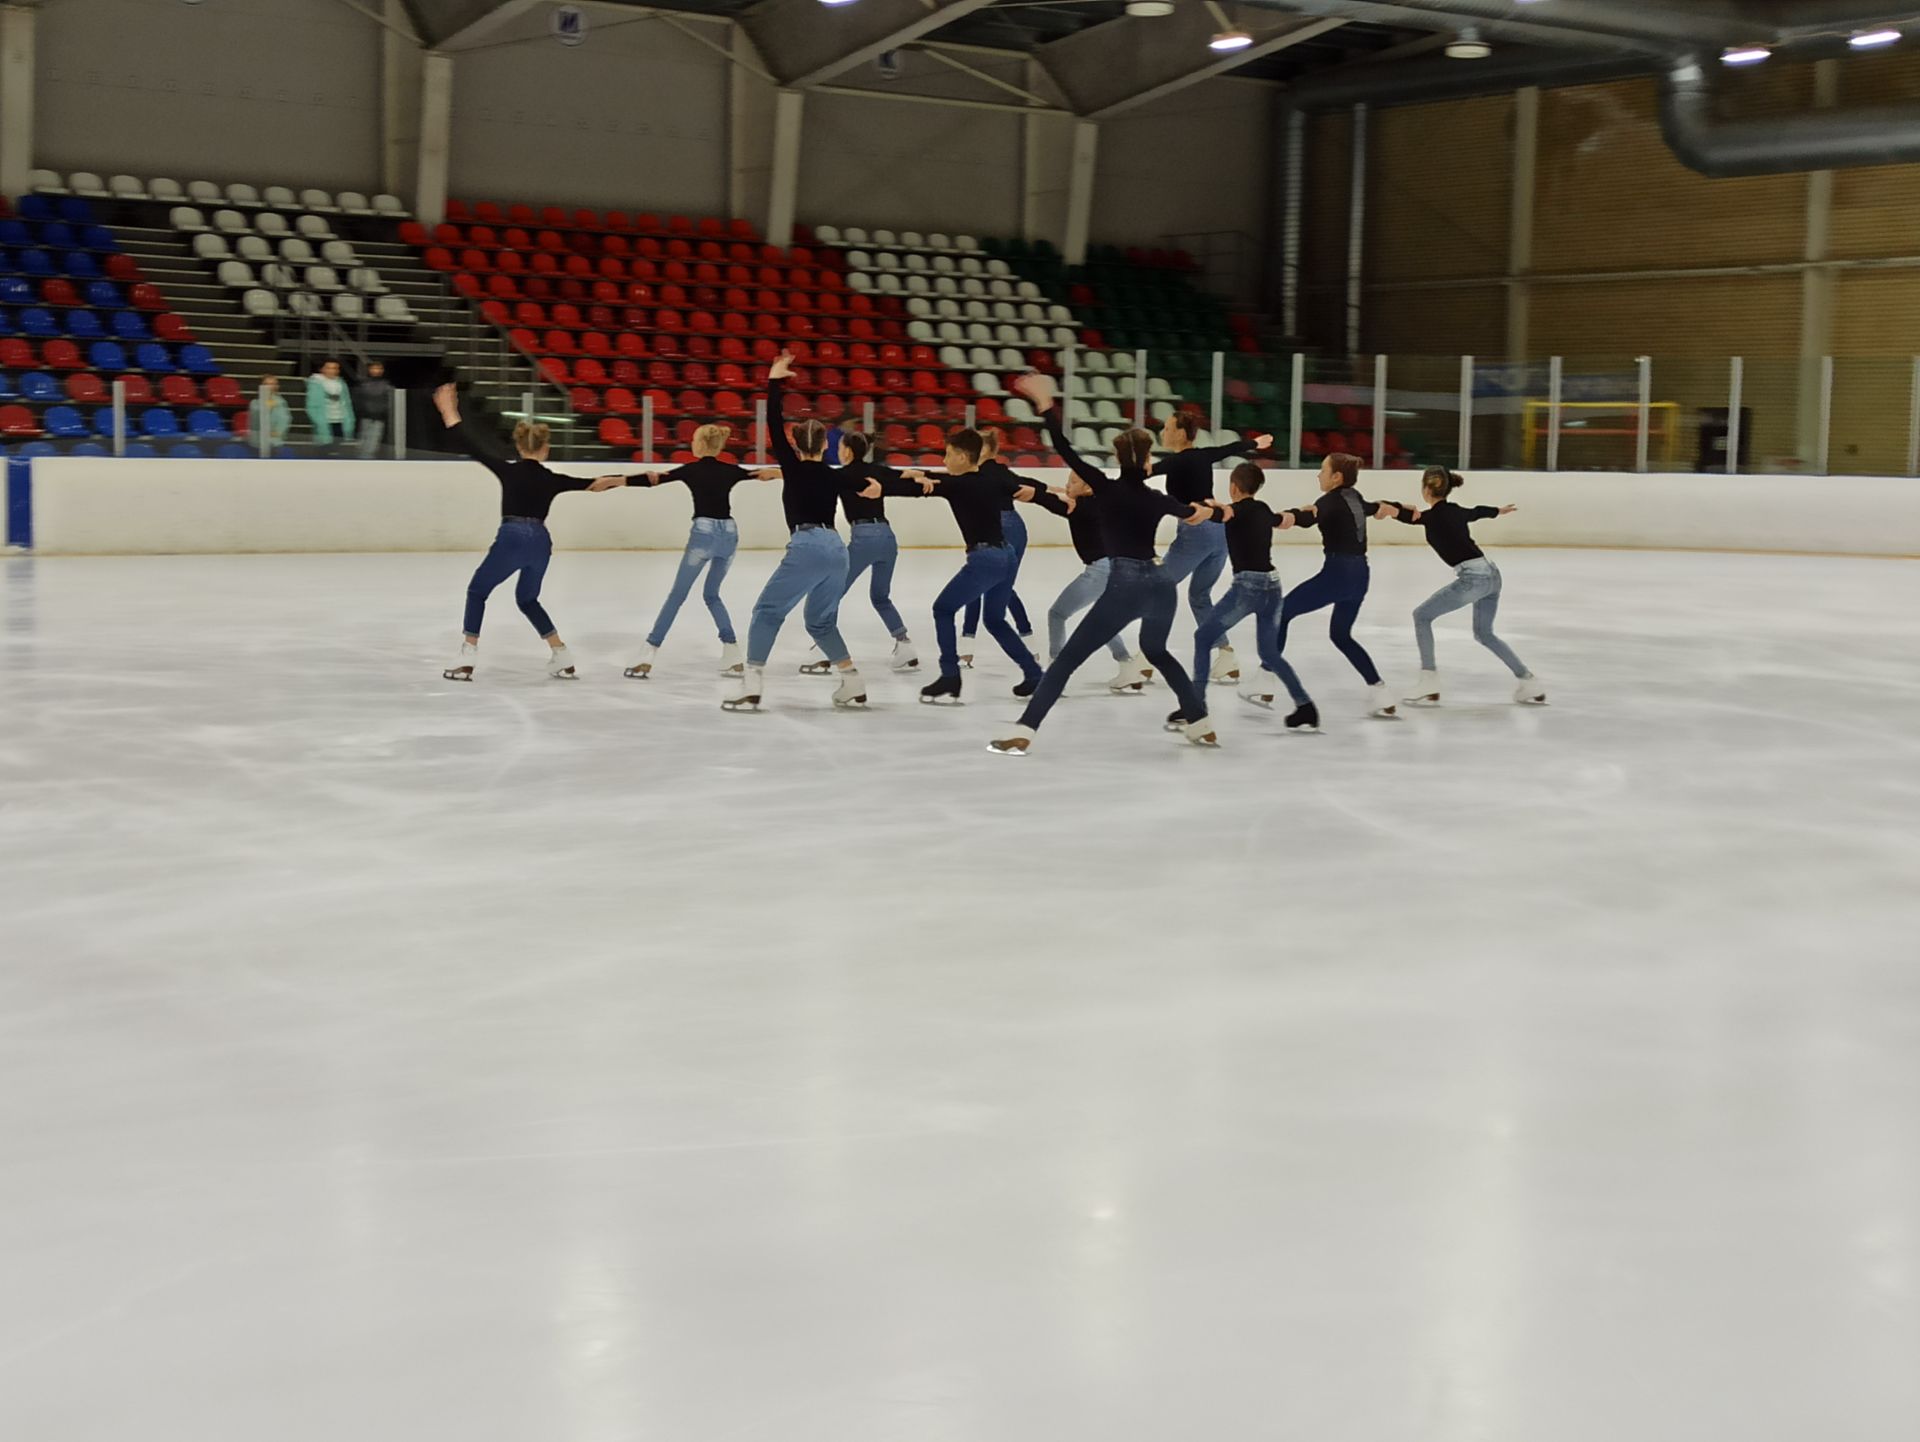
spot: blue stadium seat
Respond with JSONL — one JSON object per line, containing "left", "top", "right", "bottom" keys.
{"left": 58, "top": 197, "right": 93, "bottom": 225}
{"left": 140, "top": 407, "right": 180, "bottom": 437}
{"left": 19, "top": 248, "right": 54, "bottom": 276}
{"left": 88, "top": 340, "right": 127, "bottom": 370}
{"left": 168, "top": 442, "right": 204, "bottom": 459}
{"left": 135, "top": 342, "right": 174, "bottom": 372}
{"left": 0, "top": 371, "right": 11, "bottom": 396}
{"left": 44, "top": 404, "right": 86, "bottom": 438}
{"left": 215, "top": 442, "right": 251, "bottom": 459}
{"left": 90, "top": 407, "right": 118, "bottom": 437}
{"left": 81, "top": 225, "right": 116, "bottom": 252}
{"left": 0, "top": 277, "right": 32, "bottom": 304}
{"left": 19, "top": 307, "right": 56, "bottom": 337}
{"left": 0, "top": 310, "right": 11, "bottom": 336}
{"left": 18, "top": 439, "right": 58, "bottom": 459}
{"left": 0, "top": 220, "right": 29, "bottom": 248}
{"left": 185, "top": 408, "right": 226, "bottom": 436}
{"left": 71, "top": 441, "right": 107, "bottom": 457}
{"left": 84, "top": 280, "right": 122, "bottom": 308}
{"left": 41, "top": 222, "right": 76, "bottom": 249}
{"left": 63, "top": 252, "right": 101, "bottom": 280}
{"left": 123, "top": 441, "right": 157, "bottom": 458}
{"left": 114, "top": 312, "right": 150, "bottom": 341}
{"left": 68, "top": 310, "right": 105, "bottom": 339}
{"left": 17, "top": 196, "right": 54, "bottom": 222}
{"left": 20, "top": 371, "right": 59, "bottom": 401}
{"left": 179, "top": 343, "right": 217, "bottom": 375}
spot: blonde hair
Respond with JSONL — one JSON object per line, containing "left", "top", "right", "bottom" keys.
{"left": 692, "top": 423, "right": 732, "bottom": 458}
{"left": 978, "top": 426, "right": 1003, "bottom": 459}
{"left": 512, "top": 420, "right": 551, "bottom": 456}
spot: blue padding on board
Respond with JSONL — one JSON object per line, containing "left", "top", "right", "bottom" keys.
{"left": 5, "top": 454, "right": 31, "bottom": 549}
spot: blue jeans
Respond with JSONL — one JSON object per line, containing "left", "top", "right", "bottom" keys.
{"left": 1158, "top": 520, "right": 1229, "bottom": 624}
{"left": 1271, "top": 553, "right": 1380, "bottom": 706}
{"left": 463, "top": 519, "right": 555, "bottom": 638}
{"left": 844, "top": 520, "right": 908, "bottom": 638}
{"left": 747, "top": 526, "right": 850, "bottom": 667}
{"left": 647, "top": 517, "right": 738, "bottom": 647}
{"left": 1047, "top": 558, "right": 1130, "bottom": 663}
{"left": 1194, "top": 572, "right": 1285, "bottom": 688}
{"left": 1019, "top": 558, "right": 1205, "bottom": 731}
{"left": 1413, "top": 557, "right": 1529, "bottom": 676}
{"left": 962, "top": 508, "right": 1031, "bottom": 635}
{"left": 936, "top": 544, "right": 1041, "bottom": 681}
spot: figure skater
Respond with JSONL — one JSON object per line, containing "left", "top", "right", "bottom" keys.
{"left": 1185, "top": 463, "right": 1291, "bottom": 712}
{"left": 1030, "top": 474, "right": 1154, "bottom": 693}
{"left": 988, "top": 374, "right": 1216, "bottom": 755}
{"left": 902, "top": 428, "right": 1046, "bottom": 704}
{"left": 622, "top": 423, "right": 777, "bottom": 681}
{"left": 1151, "top": 411, "right": 1271, "bottom": 685}
{"left": 1267, "top": 451, "right": 1399, "bottom": 732}
{"left": 1381, "top": 467, "right": 1547, "bottom": 706}
{"left": 955, "top": 427, "right": 1034, "bottom": 665}
{"left": 797, "top": 429, "right": 925, "bottom": 676}
{"left": 435, "top": 383, "right": 625, "bottom": 682}
{"left": 723, "top": 353, "right": 883, "bottom": 713}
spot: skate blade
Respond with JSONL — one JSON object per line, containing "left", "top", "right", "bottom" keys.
{"left": 1211, "top": 673, "right": 1240, "bottom": 685}
{"left": 721, "top": 698, "right": 763, "bottom": 712}
{"left": 442, "top": 669, "right": 473, "bottom": 682}
{"left": 1370, "top": 709, "right": 1400, "bottom": 720}
{"left": 1187, "top": 734, "right": 1220, "bottom": 748}
{"left": 832, "top": 695, "right": 869, "bottom": 709}
{"left": 891, "top": 660, "right": 921, "bottom": 672}
{"left": 1403, "top": 695, "right": 1440, "bottom": 707}
{"left": 623, "top": 666, "right": 652, "bottom": 680}
{"left": 550, "top": 670, "right": 578, "bottom": 680}
{"left": 1517, "top": 695, "right": 1548, "bottom": 706}
{"left": 986, "top": 740, "right": 1029, "bottom": 756}
{"left": 798, "top": 663, "right": 834, "bottom": 675}
{"left": 1109, "top": 681, "right": 1147, "bottom": 694}
{"left": 1238, "top": 693, "right": 1274, "bottom": 709}
{"left": 919, "top": 695, "right": 963, "bottom": 706}
{"left": 1285, "top": 725, "right": 1322, "bottom": 735}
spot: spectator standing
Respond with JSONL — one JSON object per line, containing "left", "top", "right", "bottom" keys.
{"left": 354, "top": 360, "right": 393, "bottom": 459}
{"left": 247, "top": 376, "right": 292, "bottom": 452}
{"left": 305, "top": 358, "right": 356, "bottom": 454}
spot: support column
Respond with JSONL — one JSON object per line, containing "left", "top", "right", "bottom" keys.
{"left": 1021, "top": 59, "right": 1046, "bottom": 244}
{"left": 0, "top": 2, "right": 36, "bottom": 201}
{"left": 728, "top": 24, "right": 774, "bottom": 224}
{"left": 415, "top": 51, "right": 455, "bottom": 228}
{"left": 767, "top": 87, "right": 805, "bottom": 249}
{"left": 1506, "top": 85, "right": 1540, "bottom": 363}
{"left": 380, "top": 0, "right": 418, "bottom": 198}
{"left": 1063, "top": 119, "right": 1098, "bottom": 267}
{"left": 1345, "top": 102, "right": 1367, "bottom": 355}
{"left": 1281, "top": 107, "right": 1304, "bottom": 337}
{"left": 1798, "top": 59, "right": 1839, "bottom": 463}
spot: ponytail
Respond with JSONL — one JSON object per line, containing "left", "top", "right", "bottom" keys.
{"left": 513, "top": 420, "right": 551, "bottom": 456}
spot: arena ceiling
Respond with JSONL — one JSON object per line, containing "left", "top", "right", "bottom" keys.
{"left": 394, "top": 0, "right": 1920, "bottom": 113}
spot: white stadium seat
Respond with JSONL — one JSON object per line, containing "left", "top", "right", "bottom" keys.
{"left": 243, "top": 288, "right": 281, "bottom": 317}
{"left": 170, "top": 206, "right": 209, "bottom": 232}
{"left": 236, "top": 235, "right": 274, "bottom": 263}
{"left": 264, "top": 186, "right": 298, "bottom": 210}
{"left": 108, "top": 175, "right": 146, "bottom": 200}
{"left": 150, "top": 178, "right": 186, "bottom": 202}
{"left": 29, "top": 168, "right": 67, "bottom": 194}
{"left": 227, "top": 183, "right": 262, "bottom": 207}
{"left": 192, "top": 233, "right": 231, "bottom": 260}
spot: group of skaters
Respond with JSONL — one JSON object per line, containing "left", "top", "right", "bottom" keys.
{"left": 433, "top": 361, "right": 1547, "bottom": 755}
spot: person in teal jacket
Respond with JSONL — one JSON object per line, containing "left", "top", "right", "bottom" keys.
{"left": 305, "top": 358, "right": 357, "bottom": 452}
{"left": 246, "top": 375, "right": 292, "bottom": 451}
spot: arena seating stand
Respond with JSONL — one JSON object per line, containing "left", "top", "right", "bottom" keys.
{"left": 1, "top": 192, "right": 249, "bottom": 459}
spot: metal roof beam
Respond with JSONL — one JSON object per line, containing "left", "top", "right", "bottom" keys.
{"left": 1039, "top": 13, "right": 1346, "bottom": 120}
{"left": 742, "top": 0, "right": 1002, "bottom": 90}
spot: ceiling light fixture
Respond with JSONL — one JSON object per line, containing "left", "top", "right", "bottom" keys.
{"left": 1849, "top": 27, "right": 1902, "bottom": 49}
{"left": 1126, "top": 0, "right": 1176, "bottom": 15}
{"left": 1209, "top": 28, "right": 1254, "bottom": 52}
{"left": 1720, "top": 44, "right": 1772, "bottom": 65}
{"left": 1445, "top": 28, "right": 1491, "bottom": 59}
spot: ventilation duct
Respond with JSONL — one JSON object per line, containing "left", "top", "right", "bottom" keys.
{"left": 1659, "top": 55, "right": 1920, "bottom": 177}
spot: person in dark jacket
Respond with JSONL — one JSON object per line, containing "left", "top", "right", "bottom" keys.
{"left": 354, "top": 361, "right": 392, "bottom": 459}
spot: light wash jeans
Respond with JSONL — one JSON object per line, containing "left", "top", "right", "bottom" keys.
{"left": 1412, "top": 556, "right": 1529, "bottom": 676}
{"left": 844, "top": 520, "right": 908, "bottom": 638}
{"left": 1193, "top": 571, "right": 1284, "bottom": 688}
{"left": 647, "top": 516, "right": 739, "bottom": 647}
{"left": 356, "top": 419, "right": 386, "bottom": 459}
{"left": 747, "top": 525, "right": 850, "bottom": 667}
{"left": 1158, "top": 519, "right": 1229, "bottom": 624}
{"left": 1047, "top": 559, "right": 1130, "bottom": 663}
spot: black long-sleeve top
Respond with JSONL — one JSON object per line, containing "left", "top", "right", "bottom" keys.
{"left": 1031, "top": 489, "right": 1108, "bottom": 565}
{"left": 978, "top": 458, "right": 1040, "bottom": 513}
{"left": 1390, "top": 498, "right": 1502, "bottom": 567}
{"left": 652, "top": 457, "right": 756, "bottom": 520}
{"left": 1285, "top": 486, "right": 1379, "bottom": 558}
{"left": 1151, "top": 439, "right": 1259, "bottom": 505}
{"left": 1206, "top": 497, "right": 1282, "bottom": 574}
{"left": 446, "top": 420, "right": 592, "bottom": 521}
{"left": 1044, "top": 407, "right": 1190, "bottom": 561}
{"left": 912, "top": 468, "right": 1026, "bottom": 547}
{"left": 839, "top": 460, "right": 926, "bottom": 524}
{"left": 768, "top": 376, "right": 870, "bottom": 529}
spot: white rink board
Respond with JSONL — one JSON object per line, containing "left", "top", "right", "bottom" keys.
{"left": 25, "top": 456, "right": 1920, "bottom": 557}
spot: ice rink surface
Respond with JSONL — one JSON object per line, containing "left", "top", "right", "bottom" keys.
{"left": 2, "top": 543, "right": 1918, "bottom": 1442}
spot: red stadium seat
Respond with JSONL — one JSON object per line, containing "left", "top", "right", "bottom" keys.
{"left": 599, "top": 416, "right": 635, "bottom": 447}
{"left": 115, "top": 373, "right": 155, "bottom": 404}
{"left": 65, "top": 373, "right": 106, "bottom": 403}
{"left": 0, "top": 404, "right": 38, "bottom": 436}
{"left": 205, "top": 376, "right": 243, "bottom": 407}
{"left": 604, "top": 387, "right": 639, "bottom": 414}
{"left": 105, "top": 254, "right": 141, "bottom": 281}
{"left": 153, "top": 314, "right": 194, "bottom": 342}
{"left": 474, "top": 201, "right": 504, "bottom": 224}
{"left": 42, "top": 279, "right": 79, "bottom": 306}
{"left": 43, "top": 339, "right": 83, "bottom": 370}
{"left": 569, "top": 386, "right": 603, "bottom": 414}
{"left": 508, "top": 204, "right": 536, "bottom": 226}
{"left": 161, "top": 375, "right": 200, "bottom": 405}
{"left": 130, "top": 283, "right": 167, "bottom": 311}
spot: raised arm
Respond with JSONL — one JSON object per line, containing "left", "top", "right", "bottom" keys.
{"left": 765, "top": 353, "right": 799, "bottom": 470}
{"left": 433, "top": 383, "right": 512, "bottom": 477}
